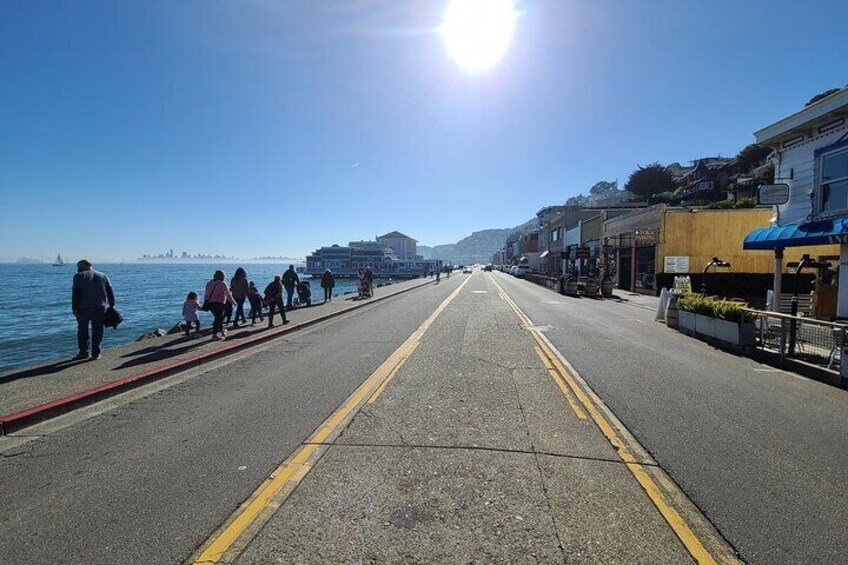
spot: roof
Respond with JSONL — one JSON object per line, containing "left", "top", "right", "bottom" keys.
{"left": 377, "top": 231, "right": 418, "bottom": 242}
{"left": 754, "top": 87, "right": 848, "bottom": 145}
{"left": 743, "top": 218, "right": 848, "bottom": 250}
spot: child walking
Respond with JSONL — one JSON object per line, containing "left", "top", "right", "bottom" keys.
{"left": 248, "top": 281, "right": 264, "bottom": 325}
{"left": 182, "top": 291, "right": 202, "bottom": 336}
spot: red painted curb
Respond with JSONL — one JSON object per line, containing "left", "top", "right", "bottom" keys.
{"left": 0, "top": 280, "right": 433, "bottom": 436}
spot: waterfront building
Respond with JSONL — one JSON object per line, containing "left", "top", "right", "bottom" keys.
{"left": 743, "top": 86, "right": 848, "bottom": 317}
{"left": 305, "top": 233, "right": 442, "bottom": 278}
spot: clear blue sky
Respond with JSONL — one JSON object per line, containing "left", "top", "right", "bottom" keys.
{"left": 1, "top": 0, "right": 846, "bottom": 261}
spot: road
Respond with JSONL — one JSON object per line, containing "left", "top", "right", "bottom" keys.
{"left": 493, "top": 271, "right": 848, "bottom": 564}
{"left": 1, "top": 270, "right": 845, "bottom": 564}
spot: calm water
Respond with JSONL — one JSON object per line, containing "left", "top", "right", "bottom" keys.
{"left": 0, "top": 263, "right": 366, "bottom": 373}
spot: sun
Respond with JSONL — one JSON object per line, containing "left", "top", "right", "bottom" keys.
{"left": 440, "top": 0, "right": 518, "bottom": 73}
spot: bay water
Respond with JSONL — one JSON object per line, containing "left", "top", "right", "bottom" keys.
{"left": 0, "top": 263, "right": 367, "bottom": 373}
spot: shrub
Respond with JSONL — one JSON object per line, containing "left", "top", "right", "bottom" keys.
{"left": 677, "top": 294, "right": 754, "bottom": 323}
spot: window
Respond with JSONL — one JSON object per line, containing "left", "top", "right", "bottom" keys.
{"left": 551, "top": 228, "right": 560, "bottom": 242}
{"left": 820, "top": 146, "right": 848, "bottom": 214}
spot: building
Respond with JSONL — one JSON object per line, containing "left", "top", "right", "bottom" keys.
{"left": 305, "top": 233, "right": 442, "bottom": 278}
{"left": 603, "top": 205, "right": 837, "bottom": 300}
{"left": 743, "top": 86, "right": 848, "bottom": 317}
{"left": 376, "top": 231, "right": 418, "bottom": 260}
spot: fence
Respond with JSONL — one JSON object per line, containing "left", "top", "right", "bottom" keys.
{"left": 525, "top": 273, "right": 560, "bottom": 291}
{"left": 746, "top": 309, "right": 846, "bottom": 372}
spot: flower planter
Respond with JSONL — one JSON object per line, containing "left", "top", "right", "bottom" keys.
{"left": 677, "top": 311, "right": 755, "bottom": 346}
{"left": 679, "top": 310, "right": 696, "bottom": 333}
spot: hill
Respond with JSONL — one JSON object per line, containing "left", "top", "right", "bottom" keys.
{"left": 419, "top": 219, "right": 537, "bottom": 265}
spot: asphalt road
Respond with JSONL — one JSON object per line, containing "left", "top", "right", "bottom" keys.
{"left": 493, "top": 272, "right": 848, "bottom": 565}
{"left": 0, "top": 276, "right": 464, "bottom": 565}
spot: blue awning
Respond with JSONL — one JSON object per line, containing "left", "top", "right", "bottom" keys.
{"left": 743, "top": 218, "right": 848, "bottom": 250}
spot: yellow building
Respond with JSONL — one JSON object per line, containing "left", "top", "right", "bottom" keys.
{"left": 603, "top": 205, "right": 838, "bottom": 306}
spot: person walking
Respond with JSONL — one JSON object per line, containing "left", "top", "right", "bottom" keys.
{"left": 321, "top": 269, "right": 335, "bottom": 302}
{"left": 72, "top": 259, "right": 115, "bottom": 360}
{"left": 205, "top": 270, "right": 235, "bottom": 340}
{"left": 364, "top": 265, "right": 374, "bottom": 297}
{"left": 282, "top": 265, "right": 299, "bottom": 310}
{"left": 264, "top": 275, "right": 289, "bottom": 328}
{"left": 247, "top": 281, "right": 264, "bottom": 324}
{"left": 230, "top": 267, "right": 249, "bottom": 328}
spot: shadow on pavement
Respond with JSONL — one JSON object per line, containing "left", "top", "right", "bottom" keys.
{"left": 0, "top": 358, "right": 90, "bottom": 385}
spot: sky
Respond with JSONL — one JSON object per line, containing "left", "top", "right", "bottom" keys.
{"left": 1, "top": 0, "right": 847, "bottom": 262}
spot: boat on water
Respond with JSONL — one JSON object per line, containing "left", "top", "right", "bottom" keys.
{"left": 52, "top": 254, "right": 66, "bottom": 267}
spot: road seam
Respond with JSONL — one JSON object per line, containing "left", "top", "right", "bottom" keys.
{"left": 489, "top": 274, "right": 742, "bottom": 565}
{"left": 187, "top": 275, "right": 474, "bottom": 564}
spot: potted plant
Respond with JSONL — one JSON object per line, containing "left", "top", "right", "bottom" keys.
{"left": 677, "top": 294, "right": 756, "bottom": 346}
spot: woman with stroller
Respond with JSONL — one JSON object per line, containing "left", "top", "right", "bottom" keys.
{"left": 321, "top": 269, "right": 335, "bottom": 302}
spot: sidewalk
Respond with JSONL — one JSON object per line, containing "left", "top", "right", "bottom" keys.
{"left": 0, "top": 278, "right": 432, "bottom": 430}
{"left": 231, "top": 274, "right": 700, "bottom": 563}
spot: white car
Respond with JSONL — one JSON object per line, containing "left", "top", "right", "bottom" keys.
{"left": 512, "top": 265, "right": 530, "bottom": 278}
{"left": 462, "top": 267, "right": 472, "bottom": 274}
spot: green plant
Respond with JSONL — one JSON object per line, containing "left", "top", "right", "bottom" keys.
{"left": 677, "top": 294, "right": 754, "bottom": 323}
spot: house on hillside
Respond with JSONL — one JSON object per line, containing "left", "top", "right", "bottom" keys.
{"left": 743, "top": 86, "right": 848, "bottom": 318}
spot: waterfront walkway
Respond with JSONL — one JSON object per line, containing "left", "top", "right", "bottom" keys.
{"left": 0, "top": 278, "right": 430, "bottom": 430}
{"left": 1, "top": 271, "right": 846, "bottom": 564}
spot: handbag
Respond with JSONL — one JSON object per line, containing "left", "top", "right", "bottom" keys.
{"left": 104, "top": 306, "right": 123, "bottom": 329}
{"left": 202, "top": 282, "right": 221, "bottom": 311}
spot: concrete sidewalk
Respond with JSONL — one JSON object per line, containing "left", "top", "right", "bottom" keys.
{"left": 232, "top": 274, "right": 697, "bottom": 563}
{"left": 0, "top": 278, "right": 432, "bottom": 424}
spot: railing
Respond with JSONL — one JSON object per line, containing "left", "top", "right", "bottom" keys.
{"left": 524, "top": 273, "right": 560, "bottom": 291}
{"left": 746, "top": 309, "right": 846, "bottom": 371}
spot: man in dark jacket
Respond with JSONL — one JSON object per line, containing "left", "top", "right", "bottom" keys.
{"left": 282, "top": 265, "right": 300, "bottom": 310}
{"left": 72, "top": 259, "right": 115, "bottom": 360}
{"left": 264, "top": 275, "right": 289, "bottom": 328}
{"left": 321, "top": 269, "right": 335, "bottom": 302}
{"left": 364, "top": 265, "right": 374, "bottom": 297}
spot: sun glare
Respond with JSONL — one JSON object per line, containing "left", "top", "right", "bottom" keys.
{"left": 440, "top": 0, "right": 518, "bottom": 73}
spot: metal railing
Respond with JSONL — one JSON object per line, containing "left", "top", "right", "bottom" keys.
{"left": 746, "top": 309, "right": 846, "bottom": 371}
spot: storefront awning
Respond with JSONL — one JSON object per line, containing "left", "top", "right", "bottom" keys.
{"left": 539, "top": 251, "right": 549, "bottom": 258}
{"left": 743, "top": 218, "right": 848, "bottom": 250}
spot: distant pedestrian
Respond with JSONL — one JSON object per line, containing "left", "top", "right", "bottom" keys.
{"left": 248, "top": 281, "right": 264, "bottom": 324}
{"left": 264, "top": 275, "right": 289, "bottom": 327}
{"left": 230, "top": 267, "right": 249, "bottom": 328}
{"left": 72, "top": 259, "right": 115, "bottom": 361}
{"left": 182, "top": 291, "right": 202, "bottom": 336}
{"left": 321, "top": 269, "right": 335, "bottom": 302}
{"left": 282, "top": 265, "right": 300, "bottom": 310}
{"left": 364, "top": 265, "right": 374, "bottom": 297}
{"left": 205, "top": 270, "right": 236, "bottom": 340}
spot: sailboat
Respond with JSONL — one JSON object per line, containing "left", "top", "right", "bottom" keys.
{"left": 53, "top": 254, "right": 66, "bottom": 267}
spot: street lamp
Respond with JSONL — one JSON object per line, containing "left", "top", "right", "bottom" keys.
{"left": 701, "top": 257, "right": 731, "bottom": 295}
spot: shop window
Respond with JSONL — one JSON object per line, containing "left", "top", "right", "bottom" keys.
{"left": 819, "top": 146, "right": 848, "bottom": 214}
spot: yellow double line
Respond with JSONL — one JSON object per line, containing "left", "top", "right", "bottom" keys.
{"left": 190, "top": 275, "right": 474, "bottom": 564}
{"left": 490, "top": 275, "right": 737, "bottom": 565}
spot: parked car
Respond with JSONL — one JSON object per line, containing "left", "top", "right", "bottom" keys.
{"left": 483, "top": 264, "right": 493, "bottom": 272}
{"left": 513, "top": 265, "right": 530, "bottom": 278}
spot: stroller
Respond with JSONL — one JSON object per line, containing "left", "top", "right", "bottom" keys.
{"left": 357, "top": 278, "right": 372, "bottom": 299}
{"left": 293, "top": 280, "right": 312, "bottom": 307}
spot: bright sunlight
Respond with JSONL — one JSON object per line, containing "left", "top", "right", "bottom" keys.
{"left": 440, "top": 0, "right": 518, "bottom": 73}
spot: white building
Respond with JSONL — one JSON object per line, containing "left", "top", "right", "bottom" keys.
{"left": 744, "top": 86, "right": 848, "bottom": 315}
{"left": 376, "top": 231, "right": 418, "bottom": 260}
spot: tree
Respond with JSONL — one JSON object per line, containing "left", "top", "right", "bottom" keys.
{"left": 806, "top": 88, "right": 840, "bottom": 107}
{"left": 589, "top": 180, "right": 617, "bottom": 195}
{"left": 624, "top": 163, "right": 676, "bottom": 200}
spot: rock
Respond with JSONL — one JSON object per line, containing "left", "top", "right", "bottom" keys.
{"left": 136, "top": 329, "right": 167, "bottom": 341}
{"left": 166, "top": 323, "right": 185, "bottom": 335}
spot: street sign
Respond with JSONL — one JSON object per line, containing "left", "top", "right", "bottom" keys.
{"left": 575, "top": 247, "right": 591, "bottom": 259}
{"left": 758, "top": 183, "right": 790, "bottom": 206}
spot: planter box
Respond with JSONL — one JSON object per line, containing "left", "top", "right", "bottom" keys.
{"left": 677, "top": 311, "right": 756, "bottom": 346}
{"left": 679, "top": 310, "right": 696, "bottom": 332}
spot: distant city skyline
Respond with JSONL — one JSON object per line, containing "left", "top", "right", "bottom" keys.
{"left": 2, "top": 1, "right": 847, "bottom": 262}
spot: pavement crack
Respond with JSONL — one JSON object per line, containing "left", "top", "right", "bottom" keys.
{"left": 357, "top": 407, "right": 410, "bottom": 447}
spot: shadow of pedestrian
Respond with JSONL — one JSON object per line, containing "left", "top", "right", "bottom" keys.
{"left": 0, "top": 358, "right": 89, "bottom": 385}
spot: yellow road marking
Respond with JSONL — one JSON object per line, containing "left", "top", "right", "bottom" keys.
{"left": 191, "top": 274, "right": 474, "bottom": 564}
{"left": 367, "top": 342, "right": 419, "bottom": 404}
{"left": 490, "top": 274, "right": 724, "bottom": 565}
{"left": 532, "top": 345, "right": 588, "bottom": 420}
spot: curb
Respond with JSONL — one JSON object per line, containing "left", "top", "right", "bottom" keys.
{"left": 0, "top": 279, "right": 434, "bottom": 436}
